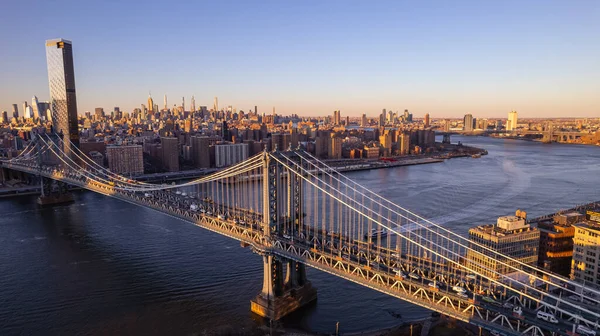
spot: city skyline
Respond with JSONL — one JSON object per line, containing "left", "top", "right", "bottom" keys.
{"left": 1, "top": 1, "right": 599, "bottom": 118}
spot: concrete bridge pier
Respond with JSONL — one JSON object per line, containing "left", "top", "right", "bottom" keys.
{"left": 251, "top": 254, "right": 317, "bottom": 320}
{"left": 37, "top": 176, "right": 74, "bottom": 205}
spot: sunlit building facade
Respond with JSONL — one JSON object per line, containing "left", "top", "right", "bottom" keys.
{"left": 46, "top": 38, "right": 79, "bottom": 152}
{"left": 466, "top": 214, "right": 540, "bottom": 279}
{"left": 507, "top": 110, "right": 518, "bottom": 131}
{"left": 571, "top": 210, "right": 600, "bottom": 286}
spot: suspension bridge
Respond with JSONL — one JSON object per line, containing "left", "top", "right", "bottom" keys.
{"left": 2, "top": 131, "right": 600, "bottom": 336}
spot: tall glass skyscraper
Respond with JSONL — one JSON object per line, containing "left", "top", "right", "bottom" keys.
{"left": 46, "top": 38, "right": 79, "bottom": 151}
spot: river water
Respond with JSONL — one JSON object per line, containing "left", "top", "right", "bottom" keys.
{"left": 1, "top": 136, "right": 599, "bottom": 335}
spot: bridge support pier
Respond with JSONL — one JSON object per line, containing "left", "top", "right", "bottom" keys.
{"left": 37, "top": 177, "right": 73, "bottom": 205}
{"left": 250, "top": 254, "right": 317, "bottom": 320}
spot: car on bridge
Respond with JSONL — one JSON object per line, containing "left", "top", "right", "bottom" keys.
{"left": 536, "top": 311, "right": 558, "bottom": 324}
{"left": 481, "top": 296, "right": 499, "bottom": 305}
{"left": 456, "top": 291, "right": 469, "bottom": 298}
{"left": 394, "top": 269, "right": 407, "bottom": 279}
{"left": 408, "top": 272, "right": 421, "bottom": 280}
{"left": 452, "top": 285, "right": 467, "bottom": 294}
{"left": 502, "top": 302, "right": 514, "bottom": 309}
{"left": 428, "top": 282, "right": 439, "bottom": 290}
{"left": 577, "top": 324, "right": 597, "bottom": 336}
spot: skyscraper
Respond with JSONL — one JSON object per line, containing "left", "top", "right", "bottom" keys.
{"left": 424, "top": 113, "right": 430, "bottom": 128}
{"left": 22, "top": 101, "right": 28, "bottom": 118}
{"left": 12, "top": 104, "right": 19, "bottom": 119}
{"left": 463, "top": 114, "right": 474, "bottom": 132}
{"left": 46, "top": 38, "right": 79, "bottom": 150}
{"left": 190, "top": 95, "right": 196, "bottom": 113}
{"left": 379, "top": 110, "right": 386, "bottom": 127}
{"left": 148, "top": 94, "right": 154, "bottom": 113}
{"left": 160, "top": 137, "right": 180, "bottom": 172}
{"left": 191, "top": 136, "right": 211, "bottom": 168}
{"left": 333, "top": 110, "right": 341, "bottom": 125}
{"left": 31, "top": 96, "right": 40, "bottom": 120}
{"left": 361, "top": 114, "right": 367, "bottom": 127}
{"left": 164, "top": 94, "right": 167, "bottom": 110}
{"left": 182, "top": 97, "right": 185, "bottom": 112}
{"left": 24, "top": 106, "right": 33, "bottom": 119}
{"left": 507, "top": 110, "right": 518, "bottom": 131}
{"left": 214, "top": 97, "right": 219, "bottom": 112}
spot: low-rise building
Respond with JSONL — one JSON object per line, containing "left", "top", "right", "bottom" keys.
{"left": 466, "top": 213, "right": 540, "bottom": 279}
{"left": 363, "top": 146, "right": 379, "bottom": 159}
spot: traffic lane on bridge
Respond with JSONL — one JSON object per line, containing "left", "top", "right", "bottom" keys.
{"left": 476, "top": 299, "right": 577, "bottom": 336}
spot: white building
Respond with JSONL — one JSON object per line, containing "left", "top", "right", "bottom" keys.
{"left": 507, "top": 110, "right": 518, "bottom": 131}
{"left": 215, "top": 143, "right": 248, "bottom": 168}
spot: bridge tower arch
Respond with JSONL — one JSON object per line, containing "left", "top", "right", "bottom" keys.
{"left": 251, "top": 150, "right": 317, "bottom": 320}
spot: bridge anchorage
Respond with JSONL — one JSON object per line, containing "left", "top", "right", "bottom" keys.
{"left": 4, "top": 131, "right": 600, "bottom": 335}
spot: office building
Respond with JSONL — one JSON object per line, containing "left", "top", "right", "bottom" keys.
{"left": 24, "top": 105, "right": 33, "bottom": 119}
{"left": 94, "top": 107, "right": 104, "bottom": 120}
{"left": 2, "top": 111, "right": 8, "bottom": 123}
{"left": 466, "top": 212, "right": 540, "bottom": 279}
{"left": 314, "top": 135, "right": 328, "bottom": 159}
{"left": 361, "top": 114, "right": 368, "bottom": 127}
{"left": 379, "top": 131, "right": 392, "bottom": 157}
{"left": 215, "top": 143, "right": 248, "bottom": 168}
{"left": 328, "top": 134, "right": 342, "bottom": 159}
{"left": 424, "top": 113, "right": 430, "bottom": 128}
{"left": 399, "top": 132, "right": 411, "bottom": 155}
{"left": 507, "top": 110, "right": 518, "bottom": 131}
{"left": 191, "top": 136, "right": 211, "bottom": 168}
{"left": 106, "top": 145, "right": 144, "bottom": 175}
{"left": 88, "top": 151, "right": 104, "bottom": 167}
{"left": 537, "top": 212, "right": 581, "bottom": 277}
{"left": 31, "top": 96, "right": 40, "bottom": 120}
{"left": 38, "top": 101, "right": 50, "bottom": 120}
{"left": 213, "top": 97, "right": 219, "bottom": 112}
{"left": 12, "top": 104, "right": 19, "bottom": 118}
{"left": 148, "top": 95, "right": 154, "bottom": 113}
{"left": 160, "top": 137, "right": 179, "bottom": 172}
{"left": 463, "top": 114, "right": 474, "bottom": 132}
{"left": 363, "top": 146, "right": 379, "bottom": 159}
{"left": 571, "top": 210, "right": 600, "bottom": 286}
{"left": 379, "top": 110, "right": 386, "bottom": 127}
{"left": 332, "top": 110, "right": 341, "bottom": 126}
{"left": 46, "top": 38, "right": 80, "bottom": 151}
{"left": 403, "top": 109, "right": 413, "bottom": 122}
{"left": 444, "top": 119, "right": 451, "bottom": 132}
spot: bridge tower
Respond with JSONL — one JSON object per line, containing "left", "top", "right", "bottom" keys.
{"left": 35, "top": 132, "right": 74, "bottom": 205}
{"left": 250, "top": 150, "right": 317, "bottom": 320}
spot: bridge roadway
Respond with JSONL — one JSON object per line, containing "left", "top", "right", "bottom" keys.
{"left": 3, "top": 160, "right": 591, "bottom": 336}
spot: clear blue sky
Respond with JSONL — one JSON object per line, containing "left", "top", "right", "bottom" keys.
{"left": 1, "top": 0, "right": 598, "bottom": 118}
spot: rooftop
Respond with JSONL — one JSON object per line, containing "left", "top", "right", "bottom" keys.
{"left": 45, "top": 38, "right": 72, "bottom": 46}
